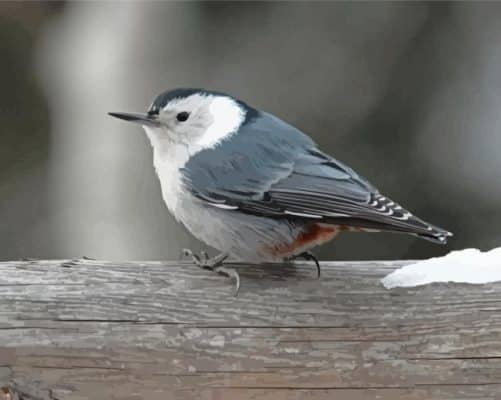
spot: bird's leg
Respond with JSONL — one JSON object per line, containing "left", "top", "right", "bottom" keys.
{"left": 200, "top": 250, "right": 211, "bottom": 264}
{"left": 182, "top": 249, "right": 228, "bottom": 269}
{"left": 292, "top": 251, "right": 321, "bottom": 279}
{"left": 181, "top": 249, "right": 240, "bottom": 296}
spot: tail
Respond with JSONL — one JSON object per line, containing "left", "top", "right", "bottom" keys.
{"left": 325, "top": 193, "right": 454, "bottom": 244}
{"left": 363, "top": 193, "right": 454, "bottom": 244}
{"left": 415, "top": 223, "right": 453, "bottom": 245}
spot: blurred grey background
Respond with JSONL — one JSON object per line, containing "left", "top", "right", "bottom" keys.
{"left": 1, "top": 1, "right": 499, "bottom": 262}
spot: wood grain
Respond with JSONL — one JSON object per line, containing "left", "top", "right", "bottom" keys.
{"left": 1, "top": 259, "right": 501, "bottom": 399}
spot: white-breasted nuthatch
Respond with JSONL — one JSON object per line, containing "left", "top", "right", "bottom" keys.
{"left": 109, "top": 88, "right": 452, "bottom": 294}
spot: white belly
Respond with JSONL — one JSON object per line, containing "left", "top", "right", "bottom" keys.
{"left": 175, "top": 195, "right": 305, "bottom": 261}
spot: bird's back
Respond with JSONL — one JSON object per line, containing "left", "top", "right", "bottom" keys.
{"left": 181, "top": 111, "right": 452, "bottom": 246}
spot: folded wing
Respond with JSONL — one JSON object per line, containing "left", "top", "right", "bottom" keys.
{"left": 181, "top": 112, "right": 452, "bottom": 243}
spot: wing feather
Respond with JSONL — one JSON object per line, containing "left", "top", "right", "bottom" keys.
{"left": 181, "top": 112, "right": 452, "bottom": 243}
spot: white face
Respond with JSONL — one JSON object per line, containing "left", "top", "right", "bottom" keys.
{"left": 144, "top": 93, "right": 246, "bottom": 154}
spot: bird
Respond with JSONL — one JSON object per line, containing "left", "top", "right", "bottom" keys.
{"left": 109, "top": 88, "right": 452, "bottom": 295}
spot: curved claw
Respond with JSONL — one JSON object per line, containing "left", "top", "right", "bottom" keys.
{"left": 214, "top": 266, "right": 241, "bottom": 297}
{"left": 295, "top": 252, "right": 321, "bottom": 279}
{"left": 309, "top": 255, "right": 321, "bottom": 279}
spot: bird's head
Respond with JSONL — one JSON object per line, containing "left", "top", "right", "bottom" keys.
{"left": 109, "top": 88, "right": 253, "bottom": 153}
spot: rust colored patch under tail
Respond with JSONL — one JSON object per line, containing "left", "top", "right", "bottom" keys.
{"left": 266, "top": 223, "right": 340, "bottom": 259}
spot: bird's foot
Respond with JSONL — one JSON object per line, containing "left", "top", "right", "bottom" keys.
{"left": 291, "top": 251, "right": 321, "bottom": 279}
{"left": 60, "top": 256, "right": 95, "bottom": 268}
{"left": 182, "top": 249, "right": 240, "bottom": 296}
{"left": 182, "top": 249, "right": 228, "bottom": 268}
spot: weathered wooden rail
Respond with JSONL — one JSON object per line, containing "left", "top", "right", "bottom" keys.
{"left": 1, "top": 259, "right": 501, "bottom": 400}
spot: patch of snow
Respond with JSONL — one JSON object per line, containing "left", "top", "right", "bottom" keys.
{"left": 381, "top": 247, "right": 501, "bottom": 289}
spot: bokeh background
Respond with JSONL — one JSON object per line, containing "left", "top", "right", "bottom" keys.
{"left": 1, "top": 1, "right": 500, "bottom": 262}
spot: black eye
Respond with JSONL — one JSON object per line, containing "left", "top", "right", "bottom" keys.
{"left": 176, "top": 111, "right": 190, "bottom": 122}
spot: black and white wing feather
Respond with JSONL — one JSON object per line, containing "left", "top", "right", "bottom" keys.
{"left": 181, "top": 112, "right": 452, "bottom": 244}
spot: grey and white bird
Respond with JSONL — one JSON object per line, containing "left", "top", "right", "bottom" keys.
{"left": 109, "top": 88, "right": 452, "bottom": 293}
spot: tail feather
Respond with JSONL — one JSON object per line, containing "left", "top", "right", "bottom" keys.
{"left": 415, "top": 223, "right": 453, "bottom": 245}
{"left": 323, "top": 193, "right": 453, "bottom": 244}
{"left": 364, "top": 193, "right": 453, "bottom": 244}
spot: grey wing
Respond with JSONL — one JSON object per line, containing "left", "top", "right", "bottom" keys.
{"left": 181, "top": 112, "right": 452, "bottom": 243}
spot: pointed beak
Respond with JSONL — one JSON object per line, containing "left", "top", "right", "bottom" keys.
{"left": 108, "top": 112, "right": 160, "bottom": 127}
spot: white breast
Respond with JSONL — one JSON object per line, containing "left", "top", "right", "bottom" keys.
{"left": 144, "top": 129, "right": 191, "bottom": 216}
